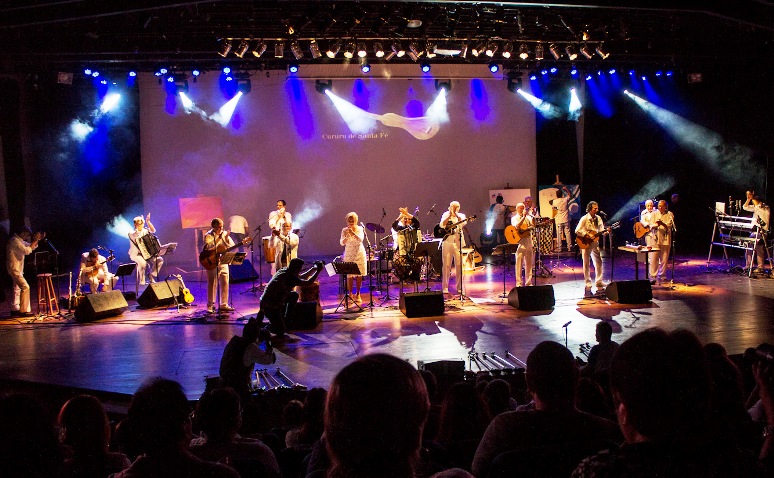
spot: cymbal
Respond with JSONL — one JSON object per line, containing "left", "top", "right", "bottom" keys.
{"left": 365, "top": 223, "right": 385, "bottom": 233}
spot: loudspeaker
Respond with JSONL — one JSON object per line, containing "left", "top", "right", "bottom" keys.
{"left": 74, "top": 290, "right": 128, "bottom": 322}
{"left": 399, "top": 292, "right": 445, "bottom": 318}
{"left": 287, "top": 301, "right": 323, "bottom": 330}
{"left": 137, "top": 279, "right": 182, "bottom": 309}
{"left": 229, "top": 259, "right": 258, "bottom": 283}
{"left": 507, "top": 285, "right": 555, "bottom": 311}
{"left": 418, "top": 360, "right": 465, "bottom": 398}
{"left": 605, "top": 280, "right": 652, "bottom": 303}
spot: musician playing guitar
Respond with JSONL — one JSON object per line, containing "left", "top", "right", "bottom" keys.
{"left": 79, "top": 248, "right": 115, "bottom": 293}
{"left": 268, "top": 200, "right": 292, "bottom": 275}
{"left": 575, "top": 201, "right": 608, "bottom": 291}
{"left": 128, "top": 213, "right": 163, "bottom": 286}
{"left": 202, "top": 218, "right": 240, "bottom": 314}
{"left": 439, "top": 201, "right": 470, "bottom": 296}
{"left": 510, "top": 203, "right": 535, "bottom": 287}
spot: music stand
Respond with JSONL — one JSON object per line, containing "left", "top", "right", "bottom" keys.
{"left": 332, "top": 261, "right": 363, "bottom": 313}
{"left": 115, "top": 263, "right": 137, "bottom": 295}
{"left": 415, "top": 241, "right": 438, "bottom": 292}
{"left": 493, "top": 244, "right": 519, "bottom": 299}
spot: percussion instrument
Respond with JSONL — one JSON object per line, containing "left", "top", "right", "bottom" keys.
{"left": 365, "top": 222, "right": 386, "bottom": 234}
{"left": 137, "top": 233, "right": 161, "bottom": 260}
{"left": 263, "top": 236, "right": 275, "bottom": 263}
{"left": 393, "top": 255, "right": 421, "bottom": 281}
{"left": 297, "top": 281, "right": 320, "bottom": 302}
{"left": 535, "top": 222, "right": 555, "bottom": 255}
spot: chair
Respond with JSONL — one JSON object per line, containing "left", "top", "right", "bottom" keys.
{"left": 487, "top": 440, "right": 615, "bottom": 478}
{"left": 36, "top": 273, "right": 59, "bottom": 316}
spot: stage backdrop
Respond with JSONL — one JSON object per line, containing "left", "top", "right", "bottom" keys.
{"left": 138, "top": 72, "right": 536, "bottom": 263}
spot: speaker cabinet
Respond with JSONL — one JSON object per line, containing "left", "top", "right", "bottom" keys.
{"left": 605, "top": 280, "right": 652, "bottom": 303}
{"left": 399, "top": 292, "right": 445, "bottom": 318}
{"left": 74, "top": 290, "right": 128, "bottom": 322}
{"left": 229, "top": 259, "right": 258, "bottom": 283}
{"left": 137, "top": 279, "right": 182, "bottom": 309}
{"left": 418, "top": 360, "right": 465, "bottom": 398}
{"left": 507, "top": 285, "right": 555, "bottom": 311}
{"left": 287, "top": 301, "right": 323, "bottom": 330}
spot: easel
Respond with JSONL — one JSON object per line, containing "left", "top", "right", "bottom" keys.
{"left": 493, "top": 243, "right": 519, "bottom": 300}
{"left": 333, "top": 261, "right": 363, "bottom": 313}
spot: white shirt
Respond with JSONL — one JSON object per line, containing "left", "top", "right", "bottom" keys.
{"left": 510, "top": 213, "right": 534, "bottom": 246}
{"left": 228, "top": 215, "right": 249, "bottom": 235}
{"left": 6, "top": 235, "right": 34, "bottom": 275}
{"left": 744, "top": 203, "right": 770, "bottom": 233}
{"left": 653, "top": 210, "right": 675, "bottom": 246}
{"left": 268, "top": 210, "right": 292, "bottom": 232}
{"left": 439, "top": 211, "right": 467, "bottom": 247}
{"left": 551, "top": 196, "right": 570, "bottom": 224}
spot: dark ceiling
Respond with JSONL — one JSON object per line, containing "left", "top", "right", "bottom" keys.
{"left": 1, "top": 0, "right": 773, "bottom": 76}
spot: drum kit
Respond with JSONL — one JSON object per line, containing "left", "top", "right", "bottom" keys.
{"left": 363, "top": 222, "right": 438, "bottom": 290}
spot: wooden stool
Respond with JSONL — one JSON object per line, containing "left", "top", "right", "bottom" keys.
{"left": 37, "top": 273, "right": 60, "bottom": 316}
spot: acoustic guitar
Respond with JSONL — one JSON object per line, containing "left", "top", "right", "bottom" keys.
{"left": 635, "top": 219, "right": 670, "bottom": 238}
{"left": 199, "top": 237, "right": 252, "bottom": 270}
{"left": 576, "top": 222, "right": 620, "bottom": 249}
{"left": 174, "top": 274, "right": 194, "bottom": 304}
{"left": 433, "top": 215, "right": 477, "bottom": 239}
{"left": 82, "top": 254, "right": 115, "bottom": 278}
{"left": 504, "top": 225, "right": 534, "bottom": 244}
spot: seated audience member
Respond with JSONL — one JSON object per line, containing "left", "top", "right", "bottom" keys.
{"left": 472, "top": 341, "right": 621, "bottom": 478}
{"left": 58, "top": 394, "right": 131, "bottom": 477}
{"left": 572, "top": 328, "right": 759, "bottom": 478}
{"left": 580, "top": 321, "right": 619, "bottom": 377}
{"left": 109, "top": 377, "right": 239, "bottom": 478}
{"left": 285, "top": 387, "right": 327, "bottom": 449}
{"left": 190, "top": 387, "right": 280, "bottom": 478}
{"left": 0, "top": 394, "right": 63, "bottom": 477}
{"left": 435, "top": 381, "right": 490, "bottom": 472}
{"left": 267, "top": 399, "right": 304, "bottom": 452}
{"left": 219, "top": 315, "right": 276, "bottom": 399}
{"left": 482, "top": 378, "right": 516, "bottom": 420}
{"left": 419, "top": 369, "right": 442, "bottom": 442}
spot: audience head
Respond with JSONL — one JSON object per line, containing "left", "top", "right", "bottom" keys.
{"left": 325, "top": 353, "right": 429, "bottom": 478}
{"left": 610, "top": 327, "right": 711, "bottom": 443}
{"left": 126, "top": 377, "right": 191, "bottom": 455}
{"left": 595, "top": 321, "right": 614, "bottom": 343}
{"left": 195, "top": 387, "right": 241, "bottom": 443}
{"left": 482, "top": 378, "right": 512, "bottom": 419}
{"left": 436, "top": 381, "right": 488, "bottom": 442}
{"left": 525, "top": 341, "right": 578, "bottom": 409}
{"left": 418, "top": 369, "right": 439, "bottom": 404}
{"left": 282, "top": 399, "right": 304, "bottom": 429}
{"left": 58, "top": 394, "right": 111, "bottom": 455}
{"left": 704, "top": 342, "right": 745, "bottom": 411}
{"left": 0, "top": 394, "right": 63, "bottom": 477}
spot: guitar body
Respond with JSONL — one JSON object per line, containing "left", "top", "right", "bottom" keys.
{"left": 434, "top": 215, "right": 478, "bottom": 239}
{"left": 199, "top": 238, "right": 252, "bottom": 270}
{"left": 504, "top": 225, "right": 533, "bottom": 244}
{"left": 174, "top": 274, "right": 194, "bottom": 304}
{"left": 633, "top": 221, "right": 650, "bottom": 238}
{"left": 576, "top": 221, "right": 621, "bottom": 249}
{"left": 433, "top": 224, "right": 446, "bottom": 239}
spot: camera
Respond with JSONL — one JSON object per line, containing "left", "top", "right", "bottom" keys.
{"left": 745, "top": 343, "right": 774, "bottom": 363}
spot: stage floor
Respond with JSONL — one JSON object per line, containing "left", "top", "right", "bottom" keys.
{"left": 1, "top": 251, "right": 773, "bottom": 400}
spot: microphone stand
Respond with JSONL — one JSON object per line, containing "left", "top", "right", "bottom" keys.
{"left": 44, "top": 238, "right": 64, "bottom": 316}
{"left": 361, "top": 223, "right": 375, "bottom": 308}
{"left": 243, "top": 225, "right": 264, "bottom": 294}
{"left": 563, "top": 321, "right": 571, "bottom": 349}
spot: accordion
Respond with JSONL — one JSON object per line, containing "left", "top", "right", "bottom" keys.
{"left": 137, "top": 233, "right": 161, "bottom": 260}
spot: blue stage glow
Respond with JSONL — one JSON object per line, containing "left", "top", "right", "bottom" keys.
{"left": 550, "top": 67, "right": 557, "bottom": 74}
{"left": 420, "top": 61, "right": 430, "bottom": 73}
{"left": 361, "top": 63, "right": 371, "bottom": 73}
{"left": 289, "top": 63, "right": 299, "bottom": 74}
{"left": 541, "top": 69, "right": 548, "bottom": 76}
{"left": 666, "top": 71, "right": 673, "bottom": 77}
{"left": 91, "top": 71, "right": 99, "bottom": 78}
{"left": 656, "top": 71, "right": 663, "bottom": 77}
{"left": 286, "top": 78, "right": 315, "bottom": 140}
{"left": 629, "top": 70, "right": 635, "bottom": 76}
{"left": 128, "top": 71, "right": 137, "bottom": 77}
{"left": 69, "top": 120, "right": 93, "bottom": 141}
{"left": 470, "top": 79, "right": 491, "bottom": 121}
{"left": 222, "top": 66, "right": 231, "bottom": 74}
{"left": 609, "top": 69, "right": 616, "bottom": 74}
{"left": 489, "top": 62, "right": 500, "bottom": 73}
{"left": 84, "top": 68, "right": 92, "bottom": 76}
{"left": 570, "top": 68, "right": 578, "bottom": 76}
{"left": 159, "top": 68, "right": 168, "bottom": 75}
{"left": 529, "top": 72, "right": 537, "bottom": 81}
{"left": 192, "top": 69, "right": 200, "bottom": 77}
{"left": 585, "top": 74, "right": 592, "bottom": 81}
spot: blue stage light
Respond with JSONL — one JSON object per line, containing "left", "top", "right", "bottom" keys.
{"left": 91, "top": 71, "right": 99, "bottom": 78}
{"left": 629, "top": 70, "right": 635, "bottom": 76}
{"left": 128, "top": 71, "right": 137, "bottom": 77}
{"left": 84, "top": 68, "right": 92, "bottom": 76}
{"left": 192, "top": 69, "right": 200, "bottom": 77}
{"left": 609, "top": 69, "right": 616, "bottom": 74}
{"left": 222, "top": 66, "right": 231, "bottom": 74}
{"left": 666, "top": 71, "right": 673, "bottom": 77}
{"left": 550, "top": 67, "right": 557, "bottom": 74}
{"left": 529, "top": 72, "right": 537, "bottom": 81}
{"left": 656, "top": 71, "right": 663, "bottom": 77}
{"left": 585, "top": 74, "right": 592, "bottom": 81}
{"left": 159, "top": 68, "right": 168, "bottom": 75}
{"left": 361, "top": 63, "right": 371, "bottom": 73}
{"left": 489, "top": 62, "right": 500, "bottom": 73}
{"left": 570, "top": 67, "right": 578, "bottom": 76}
{"left": 420, "top": 61, "right": 430, "bottom": 73}
{"left": 541, "top": 69, "right": 548, "bottom": 76}
{"left": 289, "top": 63, "right": 299, "bottom": 74}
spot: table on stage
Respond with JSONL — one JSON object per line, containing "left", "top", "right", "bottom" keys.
{"left": 617, "top": 245, "right": 660, "bottom": 281}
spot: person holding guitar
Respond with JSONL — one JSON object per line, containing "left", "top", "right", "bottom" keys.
{"left": 439, "top": 201, "right": 469, "bottom": 296}
{"left": 79, "top": 248, "right": 115, "bottom": 293}
{"left": 652, "top": 200, "right": 676, "bottom": 283}
{"left": 511, "top": 203, "right": 535, "bottom": 287}
{"left": 6, "top": 226, "right": 45, "bottom": 317}
{"left": 202, "top": 218, "right": 236, "bottom": 314}
{"left": 268, "top": 200, "right": 292, "bottom": 275}
{"left": 575, "top": 201, "right": 608, "bottom": 291}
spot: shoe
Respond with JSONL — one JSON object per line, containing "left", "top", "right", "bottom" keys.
{"left": 206, "top": 306, "right": 215, "bottom": 314}
{"left": 354, "top": 293, "right": 362, "bottom": 304}
{"left": 19, "top": 311, "right": 34, "bottom": 317}
{"left": 442, "top": 288, "right": 450, "bottom": 294}
{"left": 219, "top": 305, "right": 235, "bottom": 312}
{"left": 585, "top": 282, "right": 592, "bottom": 288}
{"left": 596, "top": 282, "right": 606, "bottom": 289}
{"left": 649, "top": 279, "right": 656, "bottom": 285}
{"left": 9, "top": 310, "right": 21, "bottom": 317}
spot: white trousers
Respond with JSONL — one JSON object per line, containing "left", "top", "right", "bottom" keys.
{"left": 11, "top": 273, "right": 30, "bottom": 313}
{"left": 207, "top": 263, "right": 229, "bottom": 307}
{"left": 581, "top": 242, "right": 603, "bottom": 286}
{"left": 442, "top": 239, "right": 463, "bottom": 293}
{"left": 515, "top": 243, "right": 534, "bottom": 287}
{"left": 132, "top": 255, "right": 163, "bottom": 285}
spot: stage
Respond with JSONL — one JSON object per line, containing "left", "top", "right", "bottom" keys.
{"left": 1, "top": 251, "right": 773, "bottom": 402}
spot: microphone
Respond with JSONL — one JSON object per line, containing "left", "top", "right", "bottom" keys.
{"left": 427, "top": 203, "right": 436, "bottom": 215}
{"left": 562, "top": 321, "right": 572, "bottom": 328}
{"left": 97, "top": 245, "right": 105, "bottom": 250}
{"left": 382, "top": 207, "right": 386, "bottom": 217}
{"left": 414, "top": 206, "right": 420, "bottom": 216}
{"left": 598, "top": 211, "right": 608, "bottom": 218}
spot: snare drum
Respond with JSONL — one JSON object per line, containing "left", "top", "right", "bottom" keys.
{"left": 262, "top": 237, "right": 275, "bottom": 263}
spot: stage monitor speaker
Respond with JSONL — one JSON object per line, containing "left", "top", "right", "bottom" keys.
{"left": 287, "top": 301, "right": 323, "bottom": 330}
{"left": 507, "top": 285, "right": 555, "bottom": 311}
{"left": 74, "top": 290, "right": 128, "bottom": 322}
{"left": 605, "top": 280, "right": 652, "bottom": 303}
{"left": 399, "top": 291, "right": 445, "bottom": 318}
{"left": 418, "top": 360, "right": 465, "bottom": 398}
{"left": 230, "top": 259, "right": 258, "bottom": 283}
{"left": 137, "top": 279, "right": 182, "bottom": 309}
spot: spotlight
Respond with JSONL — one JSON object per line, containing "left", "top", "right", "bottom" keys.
{"left": 326, "top": 40, "right": 341, "bottom": 58}
{"left": 550, "top": 67, "right": 557, "bottom": 74}
{"left": 192, "top": 69, "right": 200, "bottom": 77}
{"left": 252, "top": 41, "right": 267, "bottom": 58}
{"left": 609, "top": 68, "right": 617, "bottom": 74}
{"left": 471, "top": 41, "right": 486, "bottom": 57}
{"left": 384, "top": 50, "right": 397, "bottom": 61}
{"left": 435, "top": 79, "right": 451, "bottom": 92}
{"left": 128, "top": 70, "right": 137, "bottom": 77}
{"left": 541, "top": 69, "right": 548, "bottom": 76}
{"left": 159, "top": 68, "right": 168, "bottom": 75}
{"left": 360, "top": 61, "right": 371, "bottom": 73}
{"left": 655, "top": 70, "right": 663, "bottom": 77}
{"left": 343, "top": 41, "right": 356, "bottom": 59}
{"left": 290, "top": 40, "right": 303, "bottom": 60}
{"left": 585, "top": 74, "right": 592, "bottom": 81}
{"left": 357, "top": 42, "right": 367, "bottom": 58}
{"left": 234, "top": 40, "right": 250, "bottom": 58}
{"left": 595, "top": 44, "right": 610, "bottom": 59}
{"left": 507, "top": 77, "right": 522, "bottom": 93}
{"left": 485, "top": 41, "right": 498, "bottom": 57}
{"left": 565, "top": 45, "right": 578, "bottom": 61}
{"left": 570, "top": 66, "right": 578, "bottom": 76}
{"left": 237, "top": 78, "right": 251, "bottom": 94}
{"left": 274, "top": 41, "right": 285, "bottom": 58}
{"left": 535, "top": 43, "right": 544, "bottom": 60}
{"left": 425, "top": 43, "right": 437, "bottom": 59}
{"left": 528, "top": 71, "right": 537, "bottom": 80}
{"left": 420, "top": 61, "right": 431, "bottom": 73}
{"left": 518, "top": 43, "right": 529, "bottom": 60}
{"left": 549, "top": 44, "right": 561, "bottom": 60}
{"left": 309, "top": 40, "right": 322, "bottom": 59}
{"left": 489, "top": 62, "right": 500, "bottom": 73}
{"left": 218, "top": 40, "right": 232, "bottom": 57}
{"left": 580, "top": 44, "right": 593, "bottom": 59}
{"left": 84, "top": 68, "right": 92, "bottom": 76}
{"left": 459, "top": 43, "right": 468, "bottom": 58}
{"left": 407, "top": 42, "right": 420, "bottom": 61}
{"left": 392, "top": 41, "right": 405, "bottom": 57}
{"left": 222, "top": 66, "right": 231, "bottom": 74}
{"left": 289, "top": 62, "right": 299, "bottom": 74}
{"left": 315, "top": 79, "right": 332, "bottom": 94}
{"left": 501, "top": 41, "right": 513, "bottom": 59}
{"left": 373, "top": 41, "right": 384, "bottom": 58}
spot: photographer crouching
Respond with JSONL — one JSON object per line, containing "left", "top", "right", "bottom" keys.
{"left": 260, "top": 258, "right": 325, "bottom": 338}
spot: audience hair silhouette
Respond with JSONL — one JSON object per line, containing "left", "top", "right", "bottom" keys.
{"left": 0, "top": 394, "right": 63, "bottom": 478}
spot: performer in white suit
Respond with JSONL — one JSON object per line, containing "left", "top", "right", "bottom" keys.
{"left": 128, "top": 213, "right": 163, "bottom": 286}
{"left": 439, "top": 201, "right": 467, "bottom": 296}
{"left": 268, "top": 200, "right": 292, "bottom": 275}
{"left": 273, "top": 221, "right": 299, "bottom": 271}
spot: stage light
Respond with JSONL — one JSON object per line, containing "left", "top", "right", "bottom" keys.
{"left": 128, "top": 70, "right": 137, "bottom": 77}
{"left": 569, "top": 87, "right": 582, "bottom": 119}
{"left": 507, "top": 77, "right": 522, "bottom": 93}
{"left": 596, "top": 44, "right": 610, "bottom": 59}
{"left": 315, "top": 79, "right": 332, "bottom": 94}
{"left": 501, "top": 41, "right": 513, "bottom": 58}
{"left": 629, "top": 69, "right": 635, "bottom": 76}
{"left": 421, "top": 61, "right": 431, "bottom": 73}
{"left": 518, "top": 43, "right": 529, "bottom": 60}
{"left": 425, "top": 43, "right": 437, "bottom": 59}
{"left": 585, "top": 74, "right": 592, "bottom": 81}
{"left": 459, "top": 43, "right": 468, "bottom": 58}
{"left": 374, "top": 41, "right": 384, "bottom": 58}
{"left": 309, "top": 39, "right": 322, "bottom": 59}
{"left": 326, "top": 40, "right": 341, "bottom": 58}
{"left": 237, "top": 78, "right": 251, "bottom": 94}
{"left": 580, "top": 44, "right": 593, "bottom": 59}
{"left": 159, "top": 68, "right": 168, "bottom": 75}
{"left": 222, "top": 66, "right": 231, "bottom": 74}
{"left": 384, "top": 50, "right": 397, "bottom": 61}
{"left": 570, "top": 67, "right": 578, "bottom": 77}
{"left": 528, "top": 71, "right": 537, "bottom": 80}
{"left": 489, "top": 62, "right": 500, "bottom": 73}
{"left": 233, "top": 40, "right": 250, "bottom": 58}
{"left": 471, "top": 41, "right": 486, "bottom": 57}
{"left": 252, "top": 41, "right": 267, "bottom": 58}
{"left": 407, "top": 42, "right": 420, "bottom": 61}
{"left": 360, "top": 62, "right": 371, "bottom": 73}
{"left": 218, "top": 40, "right": 232, "bottom": 57}
{"left": 609, "top": 68, "right": 617, "bottom": 74}
{"left": 541, "top": 69, "right": 548, "bottom": 76}
{"left": 550, "top": 67, "right": 558, "bottom": 74}
{"left": 92, "top": 71, "right": 100, "bottom": 78}
{"left": 84, "top": 68, "right": 92, "bottom": 76}
{"left": 357, "top": 42, "right": 367, "bottom": 58}
{"left": 290, "top": 40, "right": 303, "bottom": 60}
{"left": 343, "top": 41, "right": 356, "bottom": 59}
{"left": 655, "top": 70, "right": 663, "bottom": 77}
{"left": 565, "top": 45, "right": 578, "bottom": 61}
{"left": 549, "top": 43, "right": 561, "bottom": 60}
{"left": 535, "top": 43, "right": 544, "bottom": 60}
{"left": 435, "top": 79, "right": 451, "bottom": 92}
{"left": 392, "top": 41, "right": 405, "bottom": 57}
{"left": 666, "top": 71, "right": 673, "bottom": 77}
{"left": 485, "top": 41, "right": 498, "bottom": 57}
{"left": 289, "top": 62, "right": 299, "bottom": 74}
{"left": 274, "top": 41, "right": 285, "bottom": 58}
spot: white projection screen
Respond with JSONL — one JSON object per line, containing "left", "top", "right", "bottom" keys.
{"left": 138, "top": 71, "right": 536, "bottom": 264}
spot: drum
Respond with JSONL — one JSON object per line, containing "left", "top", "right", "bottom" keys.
{"left": 393, "top": 255, "right": 421, "bottom": 281}
{"left": 262, "top": 237, "right": 275, "bottom": 263}
{"left": 297, "top": 281, "right": 320, "bottom": 302}
{"left": 379, "top": 248, "right": 394, "bottom": 262}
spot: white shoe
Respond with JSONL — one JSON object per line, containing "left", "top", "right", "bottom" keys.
{"left": 442, "top": 288, "right": 449, "bottom": 294}
{"left": 219, "top": 305, "right": 235, "bottom": 312}
{"left": 206, "top": 306, "right": 215, "bottom": 314}
{"left": 596, "top": 282, "right": 606, "bottom": 289}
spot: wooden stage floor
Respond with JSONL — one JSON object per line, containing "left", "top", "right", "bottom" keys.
{"left": 1, "top": 251, "right": 773, "bottom": 400}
